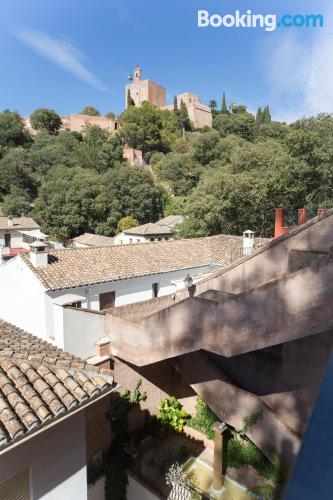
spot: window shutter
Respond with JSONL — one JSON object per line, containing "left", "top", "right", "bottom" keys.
{"left": 0, "top": 469, "right": 30, "bottom": 500}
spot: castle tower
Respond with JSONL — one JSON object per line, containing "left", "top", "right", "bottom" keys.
{"left": 125, "top": 67, "right": 166, "bottom": 109}
{"left": 134, "top": 66, "right": 142, "bottom": 83}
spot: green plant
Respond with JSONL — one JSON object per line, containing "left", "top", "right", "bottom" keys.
{"left": 129, "top": 379, "right": 147, "bottom": 404}
{"left": 187, "top": 397, "right": 219, "bottom": 439}
{"left": 157, "top": 396, "right": 189, "bottom": 433}
{"left": 237, "top": 409, "right": 264, "bottom": 437}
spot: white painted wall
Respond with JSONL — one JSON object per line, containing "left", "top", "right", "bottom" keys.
{"left": 61, "top": 306, "right": 106, "bottom": 359}
{"left": 113, "top": 233, "right": 171, "bottom": 245}
{"left": 0, "top": 412, "right": 87, "bottom": 500}
{"left": 48, "top": 265, "right": 216, "bottom": 312}
{"left": 0, "top": 256, "right": 219, "bottom": 358}
{"left": 0, "top": 257, "right": 47, "bottom": 340}
{"left": 0, "top": 230, "right": 24, "bottom": 249}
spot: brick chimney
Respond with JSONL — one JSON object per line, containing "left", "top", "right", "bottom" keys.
{"left": 298, "top": 208, "right": 307, "bottom": 225}
{"left": 274, "top": 208, "right": 290, "bottom": 238}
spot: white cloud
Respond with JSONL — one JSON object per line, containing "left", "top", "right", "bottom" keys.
{"left": 15, "top": 29, "right": 107, "bottom": 91}
{"left": 263, "top": 21, "right": 333, "bottom": 122}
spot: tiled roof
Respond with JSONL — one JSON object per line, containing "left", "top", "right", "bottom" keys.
{"left": 72, "top": 233, "right": 114, "bottom": 247}
{"left": 0, "top": 320, "right": 116, "bottom": 451}
{"left": 124, "top": 215, "right": 183, "bottom": 235}
{"left": 21, "top": 234, "right": 269, "bottom": 291}
{"left": 0, "top": 217, "right": 39, "bottom": 231}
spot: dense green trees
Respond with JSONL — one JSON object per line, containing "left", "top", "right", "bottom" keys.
{"left": 0, "top": 103, "right": 332, "bottom": 242}
{"left": 120, "top": 102, "right": 182, "bottom": 159}
{"left": 0, "top": 111, "right": 30, "bottom": 147}
{"left": 80, "top": 106, "right": 100, "bottom": 116}
{"left": 34, "top": 164, "right": 164, "bottom": 239}
{"left": 153, "top": 153, "right": 202, "bottom": 196}
{"left": 117, "top": 216, "right": 138, "bottom": 233}
{"left": 30, "top": 108, "right": 62, "bottom": 134}
{"left": 214, "top": 112, "right": 256, "bottom": 141}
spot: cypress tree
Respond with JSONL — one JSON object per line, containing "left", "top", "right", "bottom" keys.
{"left": 262, "top": 105, "right": 271, "bottom": 124}
{"left": 179, "top": 100, "right": 192, "bottom": 136}
{"left": 173, "top": 96, "right": 178, "bottom": 112}
{"left": 221, "top": 92, "right": 228, "bottom": 114}
{"left": 255, "top": 107, "right": 263, "bottom": 135}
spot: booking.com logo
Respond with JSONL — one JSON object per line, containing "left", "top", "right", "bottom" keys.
{"left": 198, "top": 10, "right": 324, "bottom": 31}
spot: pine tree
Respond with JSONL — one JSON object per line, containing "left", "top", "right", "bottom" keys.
{"left": 221, "top": 92, "right": 228, "bottom": 114}
{"left": 262, "top": 105, "right": 271, "bottom": 124}
{"left": 127, "top": 89, "right": 135, "bottom": 107}
{"left": 173, "top": 96, "right": 178, "bottom": 112}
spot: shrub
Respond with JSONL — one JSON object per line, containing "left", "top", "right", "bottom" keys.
{"left": 187, "top": 397, "right": 219, "bottom": 439}
{"left": 157, "top": 396, "right": 188, "bottom": 433}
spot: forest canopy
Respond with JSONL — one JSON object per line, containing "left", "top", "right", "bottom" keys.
{"left": 0, "top": 103, "right": 332, "bottom": 241}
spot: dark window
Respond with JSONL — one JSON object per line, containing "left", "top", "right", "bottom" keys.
{"left": 4, "top": 233, "right": 11, "bottom": 248}
{"left": 152, "top": 283, "right": 159, "bottom": 298}
{"left": 100, "top": 291, "right": 116, "bottom": 311}
{"left": 150, "top": 237, "right": 155, "bottom": 242}
{"left": 70, "top": 301, "right": 82, "bottom": 308}
{"left": 157, "top": 237, "right": 162, "bottom": 241}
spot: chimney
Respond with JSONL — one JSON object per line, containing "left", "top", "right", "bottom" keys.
{"left": 297, "top": 208, "right": 307, "bottom": 225}
{"left": 29, "top": 241, "right": 48, "bottom": 267}
{"left": 317, "top": 208, "right": 327, "bottom": 218}
{"left": 243, "top": 230, "right": 255, "bottom": 256}
{"left": 7, "top": 215, "right": 13, "bottom": 227}
{"left": 274, "top": 208, "right": 287, "bottom": 238}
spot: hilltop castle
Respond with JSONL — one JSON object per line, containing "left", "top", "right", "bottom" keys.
{"left": 24, "top": 66, "right": 212, "bottom": 138}
{"left": 126, "top": 66, "right": 212, "bottom": 129}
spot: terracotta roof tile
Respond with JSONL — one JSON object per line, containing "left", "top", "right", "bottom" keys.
{"left": 72, "top": 233, "right": 114, "bottom": 247}
{"left": 0, "top": 320, "right": 117, "bottom": 452}
{"left": 21, "top": 234, "right": 270, "bottom": 291}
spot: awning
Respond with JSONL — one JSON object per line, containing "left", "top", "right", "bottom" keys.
{"left": 19, "top": 229, "right": 48, "bottom": 239}
{"left": 53, "top": 294, "right": 84, "bottom": 306}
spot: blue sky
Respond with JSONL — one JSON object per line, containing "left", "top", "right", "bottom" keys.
{"left": 0, "top": 0, "right": 331, "bottom": 122}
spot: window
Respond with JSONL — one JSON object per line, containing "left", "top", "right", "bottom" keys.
{"left": 70, "top": 301, "right": 81, "bottom": 308}
{"left": 157, "top": 237, "right": 162, "bottom": 241}
{"left": 137, "top": 239, "right": 140, "bottom": 243}
{"left": 0, "top": 469, "right": 30, "bottom": 500}
{"left": 152, "top": 283, "right": 159, "bottom": 298}
{"left": 150, "top": 237, "right": 155, "bottom": 242}
{"left": 4, "top": 233, "right": 11, "bottom": 248}
{"left": 165, "top": 237, "right": 169, "bottom": 241}
{"left": 100, "top": 291, "right": 116, "bottom": 311}
{"left": 129, "top": 238, "right": 133, "bottom": 244}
